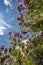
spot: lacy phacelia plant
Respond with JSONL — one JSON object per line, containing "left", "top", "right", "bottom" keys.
{"left": 0, "top": 0, "right": 43, "bottom": 65}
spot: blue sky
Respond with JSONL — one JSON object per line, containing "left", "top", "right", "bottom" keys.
{"left": 0, "top": 0, "right": 31, "bottom": 48}
{"left": 0, "top": 0, "right": 20, "bottom": 47}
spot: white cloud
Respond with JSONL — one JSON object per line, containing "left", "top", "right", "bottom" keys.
{"left": 0, "top": 19, "right": 12, "bottom": 35}
{"left": 8, "top": 17, "right": 15, "bottom": 21}
{"left": 0, "top": 26, "right": 6, "bottom": 29}
{"left": 11, "top": 17, "right": 15, "bottom": 21}
{"left": 6, "top": 8, "right": 9, "bottom": 13}
{"left": 4, "top": 0, "right": 13, "bottom": 9}
{"left": 0, "top": 26, "right": 6, "bottom": 35}
{"left": 0, "top": 13, "right": 3, "bottom": 19}
{"left": 0, "top": 19, "right": 13, "bottom": 35}
{"left": 0, "top": 19, "right": 13, "bottom": 28}
{"left": 0, "top": 29, "right": 3, "bottom": 35}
